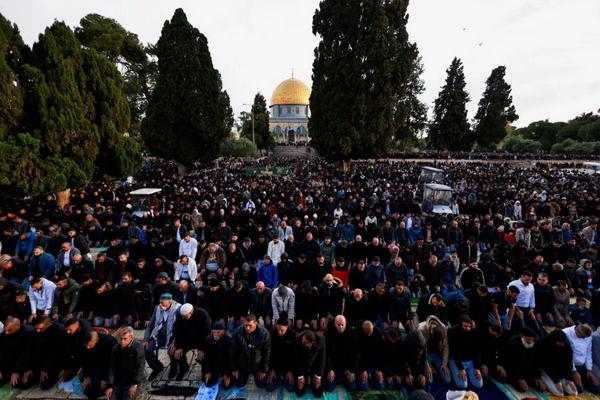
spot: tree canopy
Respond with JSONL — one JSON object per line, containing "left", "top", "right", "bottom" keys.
{"left": 76, "top": 13, "right": 154, "bottom": 136}
{"left": 473, "top": 66, "right": 518, "bottom": 149}
{"left": 240, "top": 92, "right": 273, "bottom": 150}
{"left": 141, "top": 8, "right": 230, "bottom": 166}
{"left": 309, "top": 0, "right": 416, "bottom": 160}
{"left": 0, "top": 14, "right": 141, "bottom": 196}
{"left": 428, "top": 57, "right": 471, "bottom": 151}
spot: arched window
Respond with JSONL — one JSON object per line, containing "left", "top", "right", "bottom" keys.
{"left": 297, "top": 126, "right": 304, "bottom": 135}
{"left": 296, "top": 107, "right": 300, "bottom": 114}
{"left": 274, "top": 126, "right": 282, "bottom": 135}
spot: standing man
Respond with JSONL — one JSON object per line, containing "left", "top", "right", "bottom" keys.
{"left": 106, "top": 327, "right": 145, "bottom": 400}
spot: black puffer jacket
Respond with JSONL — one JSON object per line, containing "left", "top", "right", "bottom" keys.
{"left": 232, "top": 325, "right": 272, "bottom": 373}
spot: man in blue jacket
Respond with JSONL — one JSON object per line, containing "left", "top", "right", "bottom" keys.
{"left": 28, "top": 247, "right": 56, "bottom": 280}
{"left": 258, "top": 255, "right": 278, "bottom": 289}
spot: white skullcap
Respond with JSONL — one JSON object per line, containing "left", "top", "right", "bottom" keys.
{"left": 180, "top": 303, "right": 194, "bottom": 316}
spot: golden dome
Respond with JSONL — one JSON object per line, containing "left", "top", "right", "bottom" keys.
{"left": 270, "top": 78, "right": 311, "bottom": 106}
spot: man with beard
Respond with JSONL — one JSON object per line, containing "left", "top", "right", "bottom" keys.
{"left": 170, "top": 303, "right": 211, "bottom": 380}
{"left": 32, "top": 316, "right": 64, "bottom": 390}
{"left": 231, "top": 314, "right": 271, "bottom": 388}
{"left": 267, "top": 316, "right": 296, "bottom": 393}
{"left": 0, "top": 317, "right": 35, "bottom": 388}
{"left": 448, "top": 315, "right": 483, "bottom": 389}
{"left": 325, "top": 315, "right": 358, "bottom": 392}
{"left": 417, "top": 316, "right": 451, "bottom": 385}
{"left": 61, "top": 317, "right": 92, "bottom": 382}
{"left": 294, "top": 329, "right": 326, "bottom": 397}
{"left": 80, "top": 330, "right": 118, "bottom": 399}
{"left": 505, "top": 327, "right": 544, "bottom": 392}
{"left": 348, "top": 260, "right": 370, "bottom": 291}
{"left": 52, "top": 274, "right": 80, "bottom": 321}
{"left": 202, "top": 321, "right": 234, "bottom": 388}
{"left": 106, "top": 327, "right": 145, "bottom": 400}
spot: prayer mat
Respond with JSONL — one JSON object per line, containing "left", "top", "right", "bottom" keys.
{"left": 0, "top": 385, "right": 21, "bottom": 400}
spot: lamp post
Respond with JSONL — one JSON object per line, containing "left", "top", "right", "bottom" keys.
{"left": 243, "top": 103, "right": 255, "bottom": 145}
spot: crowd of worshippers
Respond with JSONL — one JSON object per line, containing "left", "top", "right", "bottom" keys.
{"left": 0, "top": 158, "right": 599, "bottom": 399}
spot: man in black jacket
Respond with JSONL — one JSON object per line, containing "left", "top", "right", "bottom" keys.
{"left": 202, "top": 321, "right": 233, "bottom": 388}
{"left": 448, "top": 315, "right": 483, "bottom": 390}
{"left": 171, "top": 303, "right": 211, "bottom": 380}
{"left": 401, "top": 330, "right": 428, "bottom": 392}
{"left": 106, "top": 327, "right": 145, "bottom": 400}
{"left": 250, "top": 282, "right": 272, "bottom": 327}
{"left": 32, "top": 316, "right": 64, "bottom": 390}
{"left": 267, "top": 317, "right": 296, "bottom": 392}
{"left": 324, "top": 315, "right": 358, "bottom": 392}
{"left": 80, "top": 330, "right": 117, "bottom": 399}
{"left": 113, "top": 271, "right": 136, "bottom": 326}
{"left": 231, "top": 314, "right": 271, "bottom": 388}
{"left": 61, "top": 317, "right": 92, "bottom": 382}
{"left": 357, "top": 320, "right": 385, "bottom": 390}
{"left": 294, "top": 330, "right": 326, "bottom": 398}
{"left": 505, "top": 327, "right": 543, "bottom": 392}
{"left": 0, "top": 317, "right": 35, "bottom": 389}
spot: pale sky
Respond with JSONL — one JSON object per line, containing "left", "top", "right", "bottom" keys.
{"left": 2, "top": 0, "right": 599, "bottom": 127}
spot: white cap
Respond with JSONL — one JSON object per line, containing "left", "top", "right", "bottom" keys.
{"left": 180, "top": 303, "right": 194, "bottom": 316}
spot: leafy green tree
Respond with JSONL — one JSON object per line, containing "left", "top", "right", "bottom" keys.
{"left": 309, "top": 0, "right": 414, "bottom": 160}
{"left": 220, "top": 137, "right": 258, "bottom": 158}
{"left": 82, "top": 48, "right": 142, "bottom": 178}
{"left": 0, "top": 14, "right": 28, "bottom": 140}
{"left": 473, "top": 66, "right": 518, "bottom": 149}
{"left": 428, "top": 57, "right": 471, "bottom": 150}
{"left": 23, "top": 21, "right": 99, "bottom": 188}
{"left": 501, "top": 134, "right": 542, "bottom": 153}
{"left": 241, "top": 92, "right": 271, "bottom": 150}
{"left": 515, "top": 120, "right": 566, "bottom": 152}
{"left": 0, "top": 133, "right": 72, "bottom": 195}
{"left": 397, "top": 44, "right": 427, "bottom": 147}
{"left": 142, "top": 8, "right": 229, "bottom": 166}
{"left": 76, "top": 13, "right": 153, "bottom": 136}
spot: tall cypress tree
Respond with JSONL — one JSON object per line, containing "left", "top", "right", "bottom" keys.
{"left": 428, "top": 57, "right": 471, "bottom": 151}
{"left": 142, "top": 8, "right": 229, "bottom": 165}
{"left": 0, "top": 14, "right": 27, "bottom": 140}
{"left": 474, "top": 66, "right": 518, "bottom": 149}
{"left": 310, "top": 0, "right": 414, "bottom": 160}
{"left": 82, "top": 48, "right": 142, "bottom": 178}
{"left": 397, "top": 44, "right": 427, "bottom": 146}
{"left": 23, "top": 21, "right": 99, "bottom": 187}
{"left": 241, "top": 93, "right": 271, "bottom": 150}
